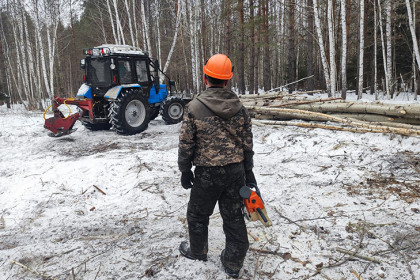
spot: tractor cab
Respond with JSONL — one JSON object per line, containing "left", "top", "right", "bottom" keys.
{"left": 80, "top": 46, "right": 156, "bottom": 97}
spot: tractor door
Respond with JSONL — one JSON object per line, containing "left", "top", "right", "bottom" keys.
{"left": 86, "top": 57, "right": 113, "bottom": 88}
{"left": 117, "top": 59, "right": 136, "bottom": 84}
{"left": 134, "top": 59, "right": 152, "bottom": 87}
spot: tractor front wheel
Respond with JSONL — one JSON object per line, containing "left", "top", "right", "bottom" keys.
{"left": 160, "top": 96, "right": 185, "bottom": 124}
{"left": 109, "top": 89, "right": 150, "bottom": 135}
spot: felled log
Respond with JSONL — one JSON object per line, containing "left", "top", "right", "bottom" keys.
{"left": 330, "top": 113, "right": 420, "bottom": 128}
{"left": 293, "top": 90, "right": 323, "bottom": 95}
{"left": 269, "top": 97, "right": 343, "bottom": 108}
{"left": 283, "top": 102, "right": 420, "bottom": 120}
{"left": 246, "top": 106, "right": 420, "bottom": 136}
{"left": 239, "top": 92, "right": 287, "bottom": 99}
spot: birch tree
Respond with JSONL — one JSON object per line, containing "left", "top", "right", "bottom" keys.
{"left": 406, "top": 0, "right": 420, "bottom": 75}
{"left": 385, "top": 0, "right": 392, "bottom": 98}
{"left": 106, "top": 0, "right": 118, "bottom": 44}
{"left": 262, "top": 0, "right": 271, "bottom": 91}
{"left": 132, "top": 0, "right": 139, "bottom": 47}
{"left": 288, "top": 0, "right": 296, "bottom": 92}
{"left": 313, "top": 0, "right": 331, "bottom": 96}
{"left": 154, "top": 0, "right": 162, "bottom": 67}
{"left": 307, "top": 0, "right": 314, "bottom": 91}
{"left": 340, "top": 0, "right": 347, "bottom": 99}
{"left": 249, "top": 0, "right": 255, "bottom": 94}
{"left": 357, "top": 0, "right": 365, "bottom": 99}
{"left": 162, "top": 0, "right": 183, "bottom": 76}
{"left": 187, "top": 0, "right": 200, "bottom": 93}
{"left": 327, "top": 0, "right": 336, "bottom": 95}
{"left": 237, "top": 0, "right": 245, "bottom": 95}
{"left": 124, "top": 0, "right": 135, "bottom": 46}
{"left": 112, "top": 0, "right": 125, "bottom": 45}
{"left": 377, "top": 0, "right": 390, "bottom": 98}
{"left": 373, "top": 0, "right": 378, "bottom": 100}
{"left": 141, "top": 0, "right": 152, "bottom": 56}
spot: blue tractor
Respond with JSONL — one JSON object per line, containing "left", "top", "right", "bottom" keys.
{"left": 44, "top": 45, "right": 188, "bottom": 137}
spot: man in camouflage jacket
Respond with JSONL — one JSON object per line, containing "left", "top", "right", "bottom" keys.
{"left": 178, "top": 54, "right": 256, "bottom": 278}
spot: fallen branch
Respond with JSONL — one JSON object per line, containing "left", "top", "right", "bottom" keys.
{"left": 336, "top": 247, "right": 381, "bottom": 264}
{"left": 350, "top": 269, "right": 363, "bottom": 280}
{"left": 248, "top": 247, "right": 282, "bottom": 257}
{"left": 248, "top": 247, "right": 333, "bottom": 280}
{"left": 82, "top": 186, "right": 91, "bottom": 194}
{"left": 94, "top": 262, "right": 102, "bottom": 280}
{"left": 60, "top": 250, "right": 110, "bottom": 277}
{"left": 247, "top": 229, "right": 259, "bottom": 241}
{"left": 272, "top": 206, "right": 306, "bottom": 232}
{"left": 11, "top": 260, "right": 57, "bottom": 280}
{"left": 141, "top": 184, "right": 156, "bottom": 192}
{"left": 253, "top": 120, "right": 397, "bottom": 135}
{"left": 267, "top": 75, "right": 314, "bottom": 92}
{"left": 370, "top": 232, "right": 416, "bottom": 280}
{"left": 93, "top": 185, "right": 106, "bottom": 195}
{"left": 253, "top": 241, "right": 269, "bottom": 279}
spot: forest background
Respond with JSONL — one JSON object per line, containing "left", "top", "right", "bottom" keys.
{"left": 1, "top": 0, "right": 420, "bottom": 110}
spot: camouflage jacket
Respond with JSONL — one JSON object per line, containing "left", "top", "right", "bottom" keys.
{"left": 178, "top": 87, "right": 254, "bottom": 172}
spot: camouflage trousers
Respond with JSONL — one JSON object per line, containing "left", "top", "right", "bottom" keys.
{"left": 187, "top": 162, "right": 249, "bottom": 271}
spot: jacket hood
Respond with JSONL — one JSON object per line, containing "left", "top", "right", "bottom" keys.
{"left": 196, "top": 87, "right": 243, "bottom": 119}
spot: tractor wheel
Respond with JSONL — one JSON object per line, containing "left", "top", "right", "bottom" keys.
{"left": 160, "top": 96, "right": 185, "bottom": 124}
{"left": 109, "top": 89, "right": 150, "bottom": 135}
{"left": 149, "top": 107, "right": 160, "bottom": 120}
{"left": 81, "top": 121, "right": 111, "bottom": 131}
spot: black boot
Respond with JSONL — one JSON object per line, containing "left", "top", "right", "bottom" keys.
{"left": 220, "top": 250, "right": 240, "bottom": 278}
{"left": 179, "top": 241, "right": 208, "bottom": 261}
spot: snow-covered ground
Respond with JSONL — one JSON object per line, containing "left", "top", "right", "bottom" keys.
{"left": 0, "top": 92, "right": 419, "bottom": 279}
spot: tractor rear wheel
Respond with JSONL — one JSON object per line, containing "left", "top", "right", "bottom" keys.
{"left": 109, "top": 89, "right": 150, "bottom": 135}
{"left": 160, "top": 96, "right": 185, "bottom": 124}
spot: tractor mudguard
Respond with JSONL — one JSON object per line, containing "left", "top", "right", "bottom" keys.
{"left": 76, "top": 84, "right": 93, "bottom": 99}
{"left": 104, "top": 84, "right": 142, "bottom": 100}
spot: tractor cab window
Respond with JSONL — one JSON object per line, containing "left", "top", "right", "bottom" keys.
{"left": 86, "top": 58, "right": 112, "bottom": 87}
{"left": 135, "top": 60, "right": 149, "bottom": 83}
{"left": 118, "top": 60, "right": 133, "bottom": 84}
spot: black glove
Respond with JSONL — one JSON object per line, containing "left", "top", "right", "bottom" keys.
{"left": 181, "top": 170, "right": 194, "bottom": 189}
{"left": 245, "top": 170, "right": 257, "bottom": 188}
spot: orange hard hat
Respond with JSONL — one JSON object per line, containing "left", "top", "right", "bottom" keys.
{"left": 203, "top": 54, "right": 233, "bottom": 80}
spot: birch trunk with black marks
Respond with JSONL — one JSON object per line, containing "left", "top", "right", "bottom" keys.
{"left": 357, "top": 0, "right": 365, "bottom": 99}
{"left": 313, "top": 0, "right": 331, "bottom": 96}
{"left": 340, "top": 0, "right": 347, "bottom": 99}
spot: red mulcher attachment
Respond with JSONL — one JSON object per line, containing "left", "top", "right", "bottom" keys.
{"left": 44, "top": 97, "right": 94, "bottom": 137}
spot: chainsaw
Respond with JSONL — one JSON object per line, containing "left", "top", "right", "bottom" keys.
{"left": 240, "top": 183, "right": 272, "bottom": 227}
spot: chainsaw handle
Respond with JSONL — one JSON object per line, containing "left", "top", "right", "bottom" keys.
{"left": 247, "top": 182, "right": 257, "bottom": 189}
{"left": 256, "top": 208, "right": 268, "bottom": 223}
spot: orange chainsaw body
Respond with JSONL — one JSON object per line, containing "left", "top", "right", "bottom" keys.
{"left": 240, "top": 185, "right": 272, "bottom": 227}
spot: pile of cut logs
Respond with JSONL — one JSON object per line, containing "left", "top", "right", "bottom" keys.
{"left": 240, "top": 91, "right": 420, "bottom": 137}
